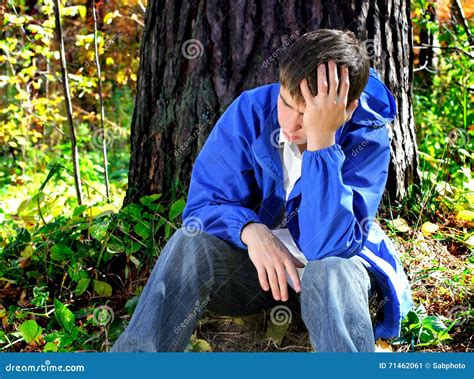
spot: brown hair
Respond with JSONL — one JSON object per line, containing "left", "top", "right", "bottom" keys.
{"left": 278, "top": 29, "right": 370, "bottom": 105}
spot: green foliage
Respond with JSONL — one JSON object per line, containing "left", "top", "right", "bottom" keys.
{"left": 19, "top": 320, "right": 42, "bottom": 344}
{"left": 396, "top": 304, "right": 455, "bottom": 348}
{"left": 0, "top": 155, "right": 186, "bottom": 351}
{"left": 407, "top": 0, "right": 473, "bottom": 226}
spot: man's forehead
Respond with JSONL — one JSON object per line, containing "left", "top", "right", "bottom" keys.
{"left": 279, "top": 86, "right": 306, "bottom": 113}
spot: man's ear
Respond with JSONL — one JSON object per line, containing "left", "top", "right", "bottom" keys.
{"left": 345, "top": 99, "right": 359, "bottom": 122}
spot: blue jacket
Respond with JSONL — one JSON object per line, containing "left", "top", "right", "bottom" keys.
{"left": 182, "top": 68, "right": 413, "bottom": 339}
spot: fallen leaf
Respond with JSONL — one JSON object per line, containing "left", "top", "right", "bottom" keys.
{"left": 422, "top": 222, "right": 439, "bottom": 236}
{"left": 389, "top": 218, "right": 411, "bottom": 233}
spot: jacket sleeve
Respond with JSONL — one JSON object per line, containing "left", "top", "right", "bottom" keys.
{"left": 296, "top": 72, "right": 396, "bottom": 260}
{"left": 181, "top": 93, "right": 262, "bottom": 250}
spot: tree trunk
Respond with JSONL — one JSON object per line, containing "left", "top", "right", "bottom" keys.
{"left": 125, "top": 0, "right": 419, "bottom": 207}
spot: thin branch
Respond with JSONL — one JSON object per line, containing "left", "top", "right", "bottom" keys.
{"left": 53, "top": 0, "right": 83, "bottom": 205}
{"left": 414, "top": 44, "right": 474, "bottom": 59}
{"left": 413, "top": 61, "right": 437, "bottom": 73}
{"left": 0, "top": 96, "right": 67, "bottom": 136}
{"left": 92, "top": 0, "right": 111, "bottom": 203}
{"left": 72, "top": 104, "right": 122, "bottom": 129}
{"left": 453, "top": 0, "right": 473, "bottom": 45}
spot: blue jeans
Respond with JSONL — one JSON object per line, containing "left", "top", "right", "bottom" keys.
{"left": 110, "top": 227, "right": 381, "bottom": 352}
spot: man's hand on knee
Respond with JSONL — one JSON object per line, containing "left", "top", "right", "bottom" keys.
{"left": 241, "top": 223, "right": 305, "bottom": 301}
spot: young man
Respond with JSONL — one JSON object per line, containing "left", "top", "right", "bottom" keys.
{"left": 111, "top": 29, "right": 413, "bottom": 352}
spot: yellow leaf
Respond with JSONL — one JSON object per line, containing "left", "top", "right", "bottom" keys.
{"left": 375, "top": 338, "right": 392, "bottom": 352}
{"left": 422, "top": 222, "right": 439, "bottom": 236}
{"left": 389, "top": 218, "right": 411, "bottom": 233}
{"left": 456, "top": 210, "right": 474, "bottom": 222}
{"left": 87, "top": 203, "right": 117, "bottom": 218}
{"left": 105, "top": 57, "right": 114, "bottom": 65}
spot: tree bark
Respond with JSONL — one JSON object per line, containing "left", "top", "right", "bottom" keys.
{"left": 125, "top": 0, "right": 419, "bottom": 207}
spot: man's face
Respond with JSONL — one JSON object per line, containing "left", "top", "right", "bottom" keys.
{"left": 277, "top": 85, "right": 307, "bottom": 145}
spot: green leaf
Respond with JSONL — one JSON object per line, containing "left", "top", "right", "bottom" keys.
{"left": 43, "top": 341, "right": 58, "bottom": 352}
{"left": 125, "top": 241, "right": 141, "bottom": 255}
{"left": 54, "top": 298, "right": 75, "bottom": 333}
{"left": 265, "top": 319, "right": 290, "bottom": 347}
{"left": 169, "top": 199, "right": 186, "bottom": 221}
{"left": 139, "top": 193, "right": 162, "bottom": 207}
{"left": 74, "top": 278, "right": 90, "bottom": 296}
{"left": 19, "top": 320, "right": 42, "bottom": 343}
{"left": 45, "top": 331, "right": 74, "bottom": 347}
{"left": 122, "top": 203, "right": 143, "bottom": 220}
{"left": 50, "top": 244, "right": 74, "bottom": 261}
{"left": 124, "top": 295, "right": 140, "bottom": 315}
{"left": 93, "top": 280, "right": 112, "bottom": 297}
{"left": 72, "top": 205, "right": 88, "bottom": 217}
{"left": 134, "top": 222, "right": 151, "bottom": 240}
{"left": 419, "top": 328, "right": 435, "bottom": 344}
{"left": 422, "top": 316, "right": 447, "bottom": 333}
{"left": 184, "top": 335, "right": 212, "bottom": 352}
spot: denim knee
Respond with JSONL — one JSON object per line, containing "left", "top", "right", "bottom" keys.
{"left": 164, "top": 227, "right": 217, "bottom": 260}
{"left": 158, "top": 227, "right": 226, "bottom": 280}
{"left": 301, "top": 256, "right": 370, "bottom": 293}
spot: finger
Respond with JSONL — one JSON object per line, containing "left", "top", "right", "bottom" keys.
{"left": 290, "top": 255, "right": 305, "bottom": 268}
{"left": 328, "top": 60, "right": 339, "bottom": 98}
{"left": 300, "top": 77, "right": 314, "bottom": 105}
{"left": 338, "top": 66, "right": 350, "bottom": 106}
{"left": 285, "top": 261, "right": 302, "bottom": 293}
{"left": 256, "top": 265, "right": 270, "bottom": 291}
{"left": 275, "top": 264, "right": 289, "bottom": 301}
{"left": 266, "top": 267, "right": 281, "bottom": 301}
{"left": 317, "top": 63, "right": 328, "bottom": 96}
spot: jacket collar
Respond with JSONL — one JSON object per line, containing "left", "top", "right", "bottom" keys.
{"left": 251, "top": 102, "right": 283, "bottom": 183}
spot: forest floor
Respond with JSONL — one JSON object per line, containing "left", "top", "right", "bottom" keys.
{"left": 188, "top": 226, "right": 474, "bottom": 352}
{"left": 111, "top": 221, "right": 472, "bottom": 353}
{"left": 192, "top": 225, "right": 472, "bottom": 352}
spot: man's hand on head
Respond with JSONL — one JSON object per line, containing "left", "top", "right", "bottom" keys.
{"left": 300, "top": 60, "right": 359, "bottom": 151}
{"left": 241, "top": 223, "right": 305, "bottom": 301}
